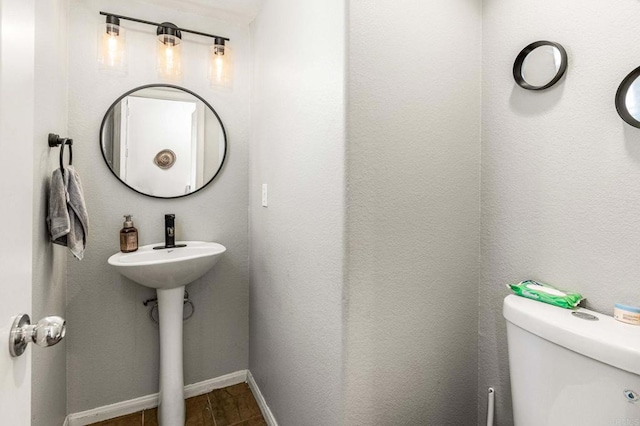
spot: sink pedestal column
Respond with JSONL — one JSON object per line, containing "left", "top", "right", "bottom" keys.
{"left": 157, "top": 286, "right": 186, "bottom": 425}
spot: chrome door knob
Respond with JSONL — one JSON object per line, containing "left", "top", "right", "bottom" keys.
{"left": 9, "top": 314, "right": 66, "bottom": 357}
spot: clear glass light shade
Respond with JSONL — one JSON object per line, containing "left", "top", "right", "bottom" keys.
{"left": 157, "top": 35, "right": 183, "bottom": 82}
{"left": 209, "top": 43, "right": 233, "bottom": 89}
{"left": 98, "top": 23, "right": 126, "bottom": 71}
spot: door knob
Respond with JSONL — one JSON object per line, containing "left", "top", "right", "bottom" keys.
{"left": 9, "top": 314, "right": 66, "bottom": 357}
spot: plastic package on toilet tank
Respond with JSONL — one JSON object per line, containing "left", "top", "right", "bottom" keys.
{"left": 504, "top": 295, "right": 640, "bottom": 425}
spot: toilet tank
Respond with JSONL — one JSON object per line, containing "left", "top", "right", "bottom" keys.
{"left": 504, "top": 294, "right": 640, "bottom": 426}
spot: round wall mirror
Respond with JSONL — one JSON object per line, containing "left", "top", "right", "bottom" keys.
{"left": 100, "top": 84, "right": 227, "bottom": 199}
{"left": 615, "top": 66, "right": 640, "bottom": 128}
{"left": 513, "top": 41, "right": 568, "bottom": 90}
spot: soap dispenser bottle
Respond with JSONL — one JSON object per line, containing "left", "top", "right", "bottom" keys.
{"left": 120, "top": 215, "right": 138, "bottom": 253}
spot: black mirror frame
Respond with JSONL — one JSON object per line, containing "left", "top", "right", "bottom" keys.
{"left": 513, "top": 41, "right": 568, "bottom": 91}
{"left": 615, "top": 66, "right": 640, "bottom": 129}
{"left": 99, "top": 84, "right": 228, "bottom": 199}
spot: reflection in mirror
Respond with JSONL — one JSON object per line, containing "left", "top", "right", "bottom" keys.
{"left": 616, "top": 67, "right": 640, "bottom": 128}
{"left": 513, "top": 41, "right": 568, "bottom": 90}
{"left": 625, "top": 77, "right": 640, "bottom": 121}
{"left": 100, "top": 85, "right": 226, "bottom": 198}
{"left": 522, "top": 46, "right": 562, "bottom": 87}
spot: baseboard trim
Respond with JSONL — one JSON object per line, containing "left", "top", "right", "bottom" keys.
{"left": 184, "top": 370, "right": 248, "bottom": 399}
{"left": 64, "top": 370, "right": 248, "bottom": 426}
{"left": 247, "top": 371, "right": 278, "bottom": 426}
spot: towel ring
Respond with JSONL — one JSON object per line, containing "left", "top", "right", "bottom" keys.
{"left": 48, "top": 133, "right": 73, "bottom": 176}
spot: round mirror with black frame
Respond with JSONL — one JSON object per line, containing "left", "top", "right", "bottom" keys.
{"left": 513, "top": 41, "right": 568, "bottom": 90}
{"left": 100, "top": 84, "right": 227, "bottom": 199}
{"left": 615, "top": 66, "right": 640, "bottom": 129}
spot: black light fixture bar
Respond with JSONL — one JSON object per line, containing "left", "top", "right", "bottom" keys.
{"left": 99, "top": 11, "right": 230, "bottom": 42}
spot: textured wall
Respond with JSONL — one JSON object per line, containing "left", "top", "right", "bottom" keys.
{"left": 32, "top": 0, "right": 69, "bottom": 424}
{"left": 345, "top": 1, "right": 482, "bottom": 424}
{"left": 480, "top": 0, "right": 640, "bottom": 423}
{"left": 249, "top": 0, "right": 346, "bottom": 424}
{"left": 66, "top": 0, "right": 251, "bottom": 413}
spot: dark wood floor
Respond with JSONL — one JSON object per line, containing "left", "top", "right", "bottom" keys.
{"left": 90, "top": 383, "right": 267, "bottom": 426}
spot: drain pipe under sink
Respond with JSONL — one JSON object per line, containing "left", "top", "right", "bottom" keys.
{"left": 486, "top": 387, "right": 495, "bottom": 426}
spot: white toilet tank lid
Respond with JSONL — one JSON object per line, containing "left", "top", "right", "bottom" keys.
{"left": 504, "top": 294, "right": 640, "bottom": 376}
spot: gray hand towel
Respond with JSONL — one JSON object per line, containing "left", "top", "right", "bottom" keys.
{"left": 47, "top": 166, "right": 89, "bottom": 260}
{"left": 48, "top": 168, "right": 69, "bottom": 241}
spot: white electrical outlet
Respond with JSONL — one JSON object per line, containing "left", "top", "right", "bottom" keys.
{"left": 262, "top": 184, "right": 268, "bottom": 207}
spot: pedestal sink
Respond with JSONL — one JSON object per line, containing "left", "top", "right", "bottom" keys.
{"left": 108, "top": 241, "right": 226, "bottom": 425}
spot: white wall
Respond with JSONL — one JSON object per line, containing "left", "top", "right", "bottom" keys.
{"left": 66, "top": 0, "right": 251, "bottom": 413}
{"left": 249, "top": 0, "right": 346, "bottom": 424}
{"left": 345, "top": 1, "right": 482, "bottom": 424}
{"left": 480, "top": 0, "right": 640, "bottom": 423}
{"left": 32, "top": 0, "right": 69, "bottom": 425}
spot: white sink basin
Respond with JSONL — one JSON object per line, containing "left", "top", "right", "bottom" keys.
{"left": 108, "top": 241, "right": 226, "bottom": 289}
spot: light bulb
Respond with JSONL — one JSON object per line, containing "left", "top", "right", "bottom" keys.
{"left": 165, "top": 45, "right": 174, "bottom": 68}
{"left": 214, "top": 55, "right": 223, "bottom": 80}
{"left": 107, "top": 35, "right": 119, "bottom": 64}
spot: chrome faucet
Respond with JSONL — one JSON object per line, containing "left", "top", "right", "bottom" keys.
{"left": 165, "top": 214, "right": 176, "bottom": 247}
{"left": 154, "top": 214, "right": 187, "bottom": 250}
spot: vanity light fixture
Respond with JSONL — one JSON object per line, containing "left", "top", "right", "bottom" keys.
{"left": 98, "top": 14, "right": 126, "bottom": 72}
{"left": 209, "top": 37, "right": 233, "bottom": 88}
{"left": 98, "top": 12, "right": 231, "bottom": 85}
{"left": 157, "top": 22, "right": 183, "bottom": 81}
